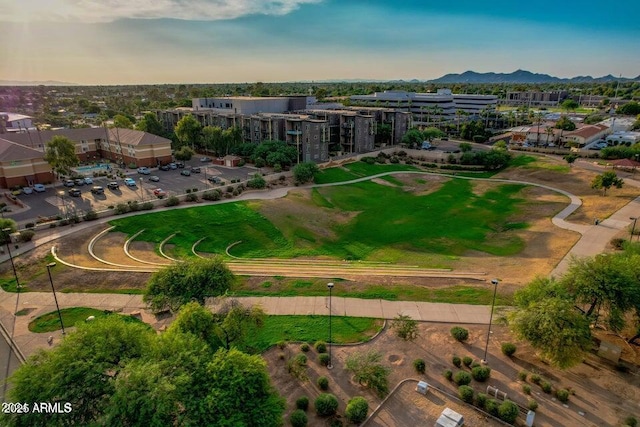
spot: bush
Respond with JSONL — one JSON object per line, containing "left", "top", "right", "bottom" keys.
{"left": 25, "top": 222, "right": 35, "bottom": 229}
{"left": 115, "top": 203, "right": 129, "bottom": 214}
{"left": 458, "top": 385, "right": 474, "bottom": 403}
{"left": 413, "top": 358, "right": 426, "bottom": 374}
{"left": 18, "top": 230, "right": 35, "bottom": 242}
{"left": 296, "top": 396, "right": 309, "bottom": 411}
{"left": 611, "top": 237, "right": 626, "bottom": 250}
{"left": 165, "top": 196, "right": 180, "bottom": 207}
{"left": 289, "top": 409, "right": 307, "bottom": 427}
{"left": 475, "top": 393, "right": 487, "bottom": 409}
{"left": 523, "top": 384, "right": 531, "bottom": 395}
{"left": 530, "top": 373, "right": 541, "bottom": 384}
{"left": 128, "top": 200, "right": 140, "bottom": 212}
{"left": 450, "top": 326, "right": 469, "bottom": 342}
{"left": 501, "top": 342, "right": 517, "bottom": 357}
{"left": 345, "top": 396, "right": 368, "bottom": 424}
{"left": 186, "top": 193, "right": 198, "bottom": 202}
{"left": 315, "top": 393, "right": 338, "bottom": 417}
{"left": 452, "top": 356, "right": 462, "bottom": 368}
{"left": 83, "top": 210, "right": 98, "bottom": 221}
{"left": 345, "top": 350, "right": 390, "bottom": 398}
{"left": 498, "top": 400, "right": 519, "bottom": 424}
{"left": 318, "top": 353, "right": 331, "bottom": 367}
{"left": 625, "top": 416, "right": 638, "bottom": 427}
{"left": 141, "top": 202, "right": 154, "bottom": 210}
{"left": 453, "top": 371, "right": 471, "bottom": 386}
{"left": 277, "top": 340, "right": 287, "bottom": 349}
{"left": 294, "top": 354, "right": 307, "bottom": 366}
{"left": 527, "top": 399, "right": 539, "bottom": 412}
{"left": 317, "top": 376, "right": 329, "bottom": 391}
{"left": 556, "top": 388, "right": 569, "bottom": 403}
{"left": 471, "top": 366, "right": 491, "bottom": 382}
{"left": 443, "top": 370, "right": 453, "bottom": 380}
{"left": 484, "top": 399, "right": 499, "bottom": 417}
{"left": 462, "top": 356, "right": 473, "bottom": 367}
{"left": 518, "top": 370, "right": 528, "bottom": 381}
{"left": 300, "top": 343, "right": 310, "bottom": 352}
{"left": 541, "top": 381, "right": 552, "bottom": 394}
{"left": 186, "top": 188, "right": 191, "bottom": 194}
{"left": 470, "top": 361, "right": 481, "bottom": 369}
{"left": 202, "top": 190, "right": 222, "bottom": 201}
{"left": 315, "top": 341, "right": 327, "bottom": 353}
{"left": 247, "top": 173, "right": 267, "bottom": 189}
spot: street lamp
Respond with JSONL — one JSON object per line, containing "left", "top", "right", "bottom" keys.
{"left": 2, "top": 228, "right": 20, "bottom": 291}
{"left": 631, "top": 217, "right": 638, "bottom": 242}
{"left": 327, "top": 282, "right": 334, "bottom": 369}
{"left": 58, "top": 191, "right": 66, "bottom": 220}
{"left": 482, "top": 279, "right": 499, "bottom": 364}
{"left": 139, "top": 177, "right": 144, "bottom": 202}
{"left": 46, "top": 262, "right": 65, "bottom": 336}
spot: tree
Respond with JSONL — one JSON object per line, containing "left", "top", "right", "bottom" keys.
{"left": 112, "top": 114, "right": 134, "bottom": 129}
{"left": 508, "top": 278, "right": 592, "bottom": 369}
{"left": 144, "top": 257, "right": 234, "bottom": 312}
{"left": 375, "top": 123, "right": 392, "bottom": 146}
{"left": 422, "top": 127, "right": 445, "bottom": 141}
{"left": 222, "top": 126, "right": 243, "bottom": 155}
{"left": 213, "top": 298, "right": 266, "bottom": 350}
{"left": 555, "top": 116, "right": 576, "bottom": 131}
{"left": 591, "top": 171, "right": 624, "bottom": 195}
{"left": 293, "top": 162, "right": 320, "bottom": 185}
{"left": 493, "top": 140, "right": 507, "bottom": 151}
{"left": 391, "top": 314, "right": 418, "bottom": 341}
{"left": 167, "top": 301, "right": 221, "bottom": 349}
{"left": 202, "top": 125, "right": 224, "bottom": 155}
{"left": 401, "top": 128, "right": 423, "bottom": 148}
{"left": 561, "top": 99, "right": 579, "bottom": 113}
{"left": 43, "top": 135, "right": 79, "bottom": 177}
{"left": 136, "top": 112, "right": 165, "bottom": 136}
{"left": 618, "top": 101, "right": 640, "bottom": 116}
{"left": 0, "top": 218, "right": 17, "bottom": 244}
{"left": 459, "top": 142, "right": 472, "bottom": 153}
{"left": 247, "top": 173, "right": 267, "bottom": 189}
{"left": 174, "top": 145, "right": 195, "bottom": 161}
{"left": 345, "top": 396, "right": 369, "bottom": 424}
{"left": 564, "top": 154, "right": 578, "bottom": 167}
{"left": 174, "top": 115, "right": 202, "bottom": 149}
{"left": 345, "top": 349, "right": 391, "bottom": 397}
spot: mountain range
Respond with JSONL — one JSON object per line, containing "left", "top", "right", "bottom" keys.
{"left": 427, "top": 69, "right": 640, "bottom": 84}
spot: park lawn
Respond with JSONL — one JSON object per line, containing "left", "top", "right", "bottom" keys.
{"left": 247, "top": 315, "right": 383, "bottom": 352}
{"left": 510, "top": 154, "right": 570, "bottom": 173}
{"left": 0, "top": 253, "right": 66, "bottom": 293}
{"left": 314, "top": 167, "right": 359, "bottom": 184}
{"left": 28, "top": 307, "right": 146, "bottom": 333}
{"left": 314, "top": 161, "right": 419, "bottom": 184}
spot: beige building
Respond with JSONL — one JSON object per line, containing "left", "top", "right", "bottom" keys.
{"left": 0, "top": 138, "right": 54, "bottom": 188}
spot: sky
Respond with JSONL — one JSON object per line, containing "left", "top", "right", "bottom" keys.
{"left": 1, "top": 0, "right": 639, "bottom": 85}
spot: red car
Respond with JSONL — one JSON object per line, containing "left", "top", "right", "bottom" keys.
{"left": 153, "top": 188, "right": 167, "bottom": 198}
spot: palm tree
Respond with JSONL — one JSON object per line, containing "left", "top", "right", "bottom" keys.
{"left": 545, "top": 126, "right": 554, "bottom": 145}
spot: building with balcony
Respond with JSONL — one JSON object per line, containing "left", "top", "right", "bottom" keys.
{"left": 502, "top": 90, "right": 569, "bottom": 107}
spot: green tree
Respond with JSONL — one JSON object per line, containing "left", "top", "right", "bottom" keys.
{"left": 561, "top": 99, "right": 579, "bottom": 113}
{"left": 422, "top": 127, "right": 445, "bottom": 141}
{"left": 345, "top": 396, "right": 369, "bottom": 424}
{"left": 555, "top": 116, "right": 576, "bottom": 131}
{"left": 345, "top": 349, "right": 391, "bottom": 397}
{"left": 0, "top": 218, "right": 17, "bottom": 244}
{"left": 112, "top": 114, "right": 134, "bottom": 129}
{"left": 174, "top": 145, "right": 195, "bottom": 161}
{"left": 459, "top": 142, "right": 472, "bottom": 153}
{"left": 591, "top": 171, "right": 624, "bottom": 195}
{"left": 401, "top": 128, "right": 423, "bottom": 148}
{"left": 136, "top": 112, "right": 165, "bottom": 136}
{"left": 391, "top": 314, "right": 418, "bottom": 341}
{"left": 618, "top": 101, "right": 640, "bottom": 116}
{"left": 564, "top": 154, "right": 578, "bottom": 167}
{"left": 144, "top": 257, "right": 234, "bottom": 312}
{"left": 174, "top": 115, "right": 202, "bottom": 149}
{"left": 247, "top": 173, "right": 267, "bottom": 189}
{"left": 375, "top": 123, "right": 392, "bottom": 146}
{"left": 493, "top": 140, "right": 507, "bottom": 150}
{"left": 293, "top": 162, "right": 320, "bottom": 184}
{"left": 167, "top": 301, "right": 221, "bottom": 349}
{"left": 202, "top": 125, "right": 224, "bottom": 155}
{"left": 43, "top": 135, "right": 79, "bottom": 177}
{"left": 213, "top": 298, "right": 265, "bottom": 351}
{"left": 222, "top": 126, "right": 243, "bottom": 155}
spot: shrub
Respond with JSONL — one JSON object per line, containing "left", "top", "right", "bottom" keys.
{"left": 528, "top": 399, "right": 538, "bottom": 411}
{"left": 470, "top": 361, "right": 481, "bottom": 369}
{"left": 523, "top": 384, "right": 531, "bottom": 395}
{"left": 115, "top": 203, "right": 129, "bottom": 214}
{"left": 186, "top": 193, "right": 198, "bottom": 202}
{"left": 25, "top": 222, "right": 35, "bottom": 229}
{"left": 83, "top": 210, "right": 98, "bottom": 221}
{"left": 295, "top": 396, "right": 309, "bottom": 411}
{"left": 247, "top": 173, "right": 266, "bottom": 189}
{"left": 413, "top": 358, "right": 426, "bottom": 374}
{"left": 498, "top": 400, "right": 519, "bottom": 424}
{"left": 625, "top": 416, "right": 638, "bottom": 427}
{"left": 300, "top": 343, "right": 310, "bottom": 352}
{"left": 530, "top": 373, "right": 541, "bottom": 384}
{"left": 462, "top": 356, "right": 473, "bottom": 367}
{"left": 192, "top": 187, "right": 198, "bottom": 193}
{"left": 294, "top": 354, "right": 307, "bottom": 366}
{"left": 107, "top": 205, "right": 115, "bottom": 210}
{"left": 518, "top": 370, "right": 528, "bottom": 381}
{"left": 471, "top": 366, "right": 491, "bottom": 382}
{"left": 475, "top": 393, "right": 487, "bottom": 409}
{"left": 611, "top": 237, "right": 626, "bottom": 250}
{"left": 315, "top": 393, "right": 338, "bottom": 417}
{"left": 202, "top": 190, "right": 222, "bottom": 201}
{"left": 453, "top": 371, "right": 471, "bottom": 386}
{"left": 391, "top": 314, "right": 418, "bottom": 341}
{"left": 226, "top": 186, "right": 234, "bottom": 193}
{"left": 289, "top": 409, "right": 307, "bottom": 427}
{"left": 141, "top": 202, "right": 154, "bottom": 210}
{"left": 315, "top": 341, "right": 327, "bottom": 353}
{"left": 128, "top": 201, "right": 140, "bottom": 212}
{"left": 541, "top": 381, "right": 552, "bottom": 394}
{"left": 345, "top": 350, "right": 390, "bottom": 398}
{"left": 389, "top": 156, "right": 400, "bottom": 164}
{"left": 450, "top": 326, "right": 469, "bottom": 342}
{"left": 18, "top": 230, "right": 35, "bottom": 242}
{"left": 501, "top": 342, "right": 517, "bottom": 357}
{"left": 484, "top": 399, "right": 499, "bottom": 416}
{"left": 556, "top": 388, "right": 569, "bottom": 403}
{"left": 452, "top": 356, "right": 462, "bottom": 368}
{"left": 329, "top": 419, "right": 343, "bottom": 427}
{"left": 274, "top": 164, "right": 282, "bottom": 173}
{"left": 458, "top": 385, "right": 474, "bottom": 403}
{"left": 317, "top": 376, "right": 329, "bottom": 391}
{"left": 443, "top": 370, "right": 453, "bottom": 380}
{"left": 345, "top": 396, "right": 368, "bottom": 424}
{"left": 165, "top": 196, "right": 180, "bottom": 207}
{"left": 186, "top": 188, "right": 191, "bottom": 194}
{"left": 276, "top": 340, "right": 287, "bottom": 349}
{"left": 318, "top": 353, "right": 331, "bottom": 367}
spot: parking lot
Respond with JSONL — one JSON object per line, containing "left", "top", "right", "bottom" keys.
{"left": 6, "top": 162, "right": 262, "bottom": 225}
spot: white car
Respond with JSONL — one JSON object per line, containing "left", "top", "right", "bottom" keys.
{"left": 22, "top": 187, "right": 34, "bottom": 195}
{"left": 137, "top": 167, "right": 151, "bottom": 175}
{"left": 124, "top": 178, "right": 137, "bottom": 187}
{"left": 33, "top": 184, "right": 46, "bottom": 193}
{"left": 84, "top": 177, "right": 93, "bottom": 185}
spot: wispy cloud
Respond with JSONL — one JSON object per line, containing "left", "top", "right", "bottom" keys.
{"left": 1, "top": 0, "right": 322, "bottom": 23}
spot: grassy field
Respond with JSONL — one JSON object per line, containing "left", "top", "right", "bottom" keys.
{"left": 28, "top": 307, "right": 145, "bottom": 333}
{"left": 110, "top": 172, "right": 529, "bottom": 262}
{"left": 509, "top": 154, "right": 570, "bottom": 173}
{"left": 314, "top": 161, "right": 418, "bottom": 184}
{"left": 247, "top": 315, "right": 382, "bottom": 351}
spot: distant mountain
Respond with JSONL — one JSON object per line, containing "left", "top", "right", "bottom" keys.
{"left": 0, "top": 80, "right": 78, "bottom": 86}
{"left": 428, "top": 70, "right": 638, "bottom": 84}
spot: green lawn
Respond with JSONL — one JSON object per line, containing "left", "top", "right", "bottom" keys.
{"left": 247, "top": 315, "right": 382, "bottom": 351}
{"left": 509, "top": 155, "right": 570, "bottom": 173}
{"left": 314, "top": 161, "right": 419, "bottom": 184}
{"left": 28, "top": 307, "right": 146, "bottom": 333}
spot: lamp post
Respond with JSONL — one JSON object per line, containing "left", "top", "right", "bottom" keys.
{"left": 139, "top": 177, "right": 144, "bottom": 202}
{"left": 631, "top": 217, "right": 638, "bottom": 242}
{"left": 482, "top": 279, "right": 499, "bottom": 364}
{"left": 46, "top": 262, "right": 65, "bottom": 336}
{"left": 327, "top": 282, "right": 334, "bottom": 369}
{"left": 58, "top": 191, "right": 66, "bottom": 220}
{"left": 2, "top": 228, "right": 19, "bottom": 291}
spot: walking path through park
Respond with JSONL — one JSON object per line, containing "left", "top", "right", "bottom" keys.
{"left": 1, "top": 167, "right": 640, "bottom": 362}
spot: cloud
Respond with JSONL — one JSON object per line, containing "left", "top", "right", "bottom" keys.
{"left": 0, "top": 0, "right": 322, "bottom": 23}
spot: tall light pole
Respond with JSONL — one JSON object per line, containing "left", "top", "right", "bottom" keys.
{"left": 2, "top": 228, "right": 20, "bottom": 291}
{"left": 46, "top": 262, "right": 65, "bottom": 336}
{"left": 482, "top": 279, "right": 499, "bottom": 364}
{"left": 139, "top": 177, "right": 144, "bottom": 202}
{"left": 327, "top": 282, "right": 334, "bottom": 369}
{"left": 2, "top": 227, "right": 21, "bottom": 402}
{"left": 630, "top": 217, "right": 638, "bottom": 241}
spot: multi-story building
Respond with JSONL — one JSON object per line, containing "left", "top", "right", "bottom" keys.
{"left": 502, "top": 90, "right": 569, "bottom": 107}
{"left": 0, "top": 138, "right": 53, "bottom": 188}
{"left": 0, "top": 113, "right": 34, "bottom": 133}
{"left": 192, "top": 96, "right": 307, "bottom": 114}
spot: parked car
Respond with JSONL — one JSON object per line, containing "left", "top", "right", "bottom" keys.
{"left": 149, "top": 175, "right": 160, "bottom": 182}
{"left": 74, "top": 178, "right": 85, "bottom": 186}
{"left": 124, "top": 178, "right": 137, "bottom": 187}
{"left": 200, "top": 156, "right": 212, "bottom": 162}
{"left": 153, "top": 188, "right": 167, "bottom": 198}
{"left": 84, "top": 177, "right": 93, "bottom": 185}
{"left": 33, "top": 184, "right": 46, "bottom": 193}
{"left": 137, "top": 167, "right": 151, "bottom": 175}
{"left": 68, "top": 188, "right": 81, "bottom": 197}
{"left": 176, "top": 162, "right": 185, "bottom": 168}
{"left": 64, "top": 180, "right": 75, "bottom": 187}
{"left": 159, "top": 164, "right": 170, "bottom": 171}
{"left": 169, "top": 163, "right": 177, "bottom": 170}
{"left": 107, "top": 181, "right": 120, "bottom": 190}
{"left": 180, "top": 169, "right": 191, "bottom": 176}
{"left": 22, "top": 187, "right": 33, "bottom": 195}
{"left": 11, "top": 188, "right": 22, "bottom": 196}
{"left": 191, "top": 167, "right": 201, "bottom": 173}
{"left": 207, "top": 176, "right": 221, "bottom": 183}
{"left": 90, "top": 186, "right": 105, "bottom": 195}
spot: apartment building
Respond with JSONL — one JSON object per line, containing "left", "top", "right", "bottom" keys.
{"left": 0, "top": 112, "right": 34, "bottom": 133}
{"left": 192, "top": 96, "right": 307, "bottom": 114}
{"left": 502, "top": 90, "right": 569, "bottom": 107}
{"left": 0, "top": 137, "right": 53, "bottom": 188}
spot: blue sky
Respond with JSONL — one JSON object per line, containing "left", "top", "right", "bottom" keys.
{"left": 1, "top": 0, "right": 638, "bottom": 84}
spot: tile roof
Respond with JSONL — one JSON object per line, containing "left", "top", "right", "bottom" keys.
{"left": 0, "top": 137, "right": 46, "bottom": 162}
{"left": 565, "top": 124, "right": 609, "bottom": 139}
{"left": 1, "top": 127, "right": 171, "bottom": 148}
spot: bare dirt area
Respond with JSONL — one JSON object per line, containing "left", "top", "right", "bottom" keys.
{"left": 265, "top": 323, "right": 640, "bottom": 427}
